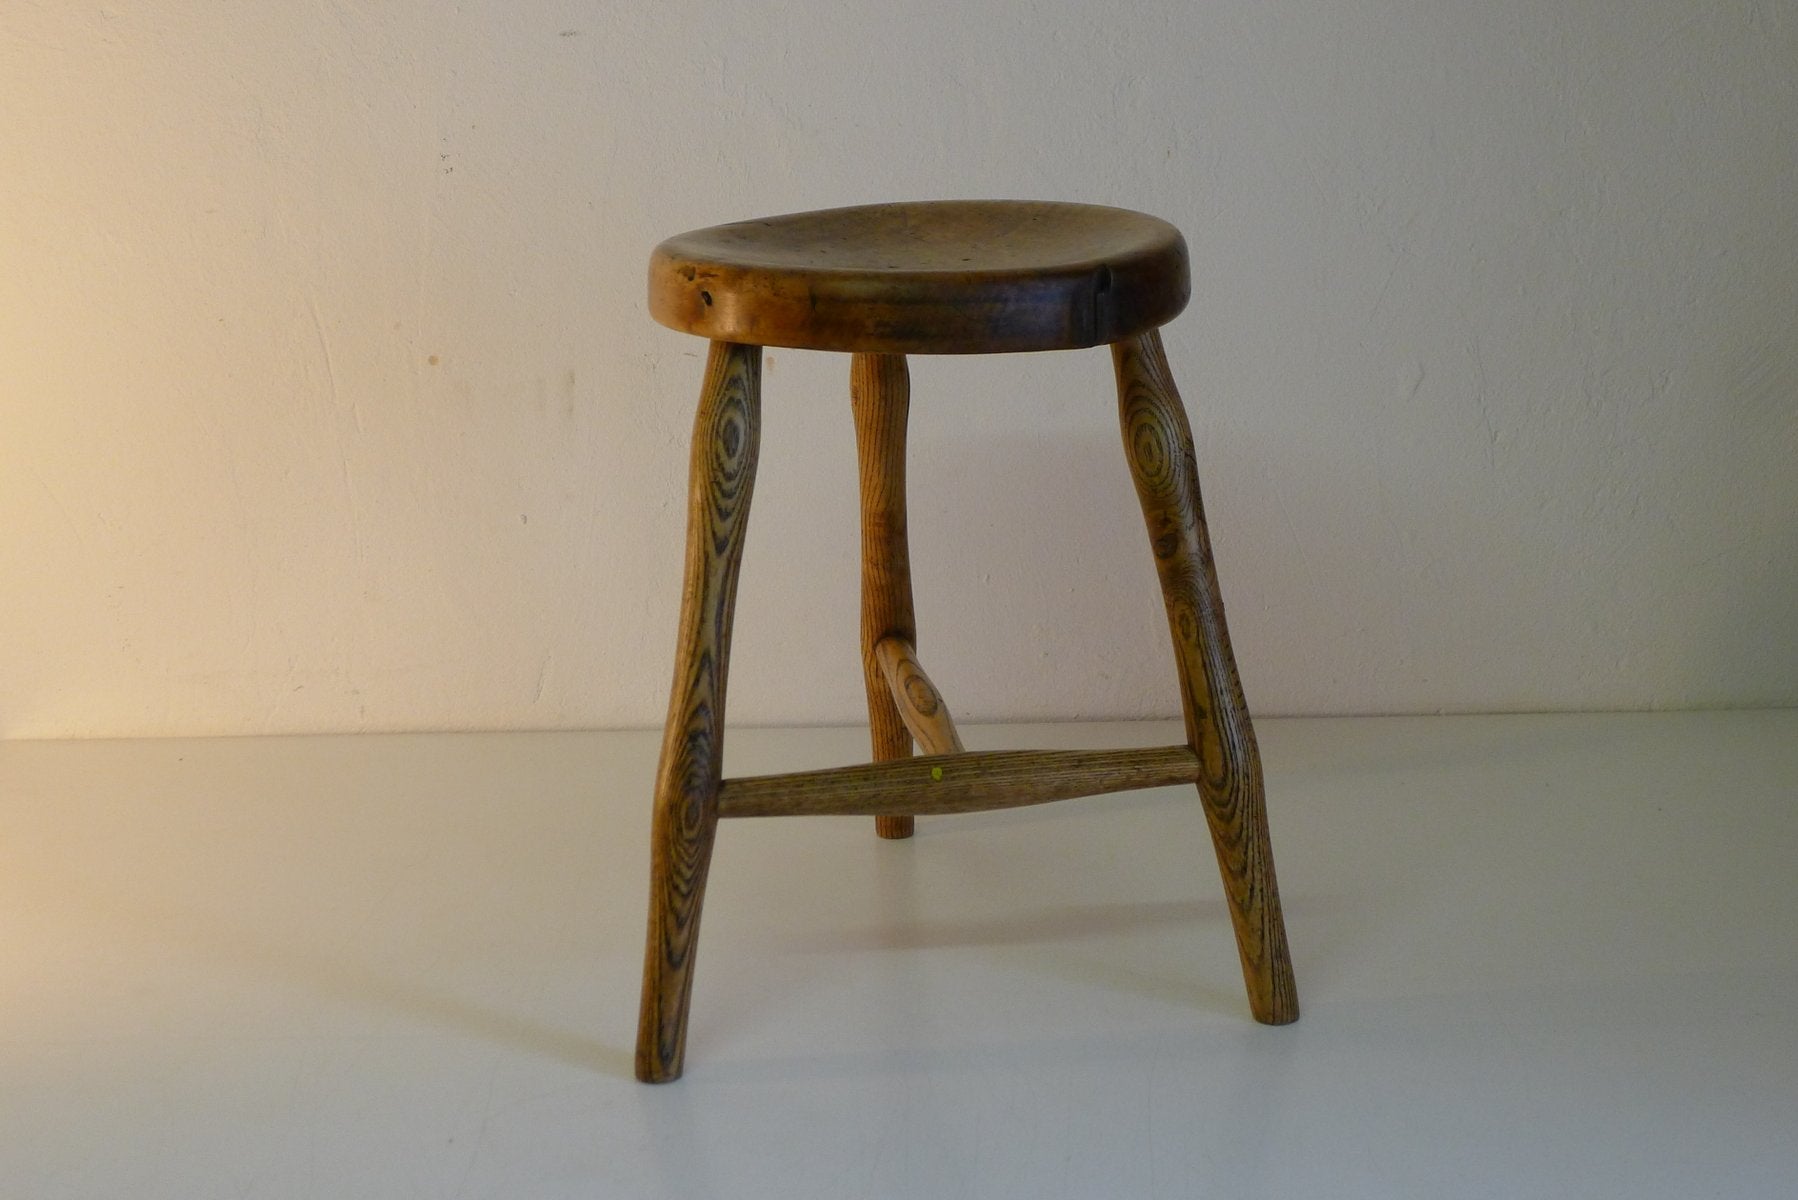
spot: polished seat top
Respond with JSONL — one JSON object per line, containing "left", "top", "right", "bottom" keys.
{"left": 647, "top": 200, "right": 1189, "bottom": 354}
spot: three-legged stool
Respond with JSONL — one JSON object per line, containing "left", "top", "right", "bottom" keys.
{"left": 636, "top": 201, "right": 1297, "bottom": 1082}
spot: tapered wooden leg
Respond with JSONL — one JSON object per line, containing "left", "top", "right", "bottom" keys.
{"left": 1113, "top": 330, "right": 1299, "bottom": 1025}
{"left": 636, "top": 341, "right": 762, "bottom": 1083}
{"left": 851, "top": 353, "right": 918, "bottom": 840}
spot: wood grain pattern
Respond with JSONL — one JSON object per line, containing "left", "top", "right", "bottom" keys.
{"left": 717, "top": 746, "right": 1200, "bottom": 818}
{"left": 1113, "top": 329, "right": 1299, "bottom": 1026}
{"left": 649, "top": 201, "right": 1190, "bottom": 354}
{"left": 635, "top": 341, "right": 762, "bottom": 1083}
{"left": 852, "top": 353, "right": 919, "bottom": 840}
{"left": 874, "top": 636, "right": 964, "bottom": 756}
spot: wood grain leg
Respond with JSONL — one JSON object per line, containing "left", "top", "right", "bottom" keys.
{"left": 852, "top": 353, "right": 919, "bottom": 840}
{"left": 635, "top": 341, "right": 762, "bottom": 1082}
{"left": 1113, "top": 330, "right": 1299, "bottom": 1025}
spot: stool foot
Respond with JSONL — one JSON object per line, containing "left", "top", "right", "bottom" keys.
{"left": 636, "top": 341, "right": 762, "bottom": 1083}
{"left": 1113, "top": 331, "right": 1299, "bottom": 1026}
{"left": 852, "top": 353, "right": 919, "bottom": 841}
{"left": 873, "top": 816, "right": 915, "bottom": 840}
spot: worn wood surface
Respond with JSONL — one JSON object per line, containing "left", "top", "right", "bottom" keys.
{"left": 635, "top": 341, "right": 762, "bottom": 1083}
{"left": 852, "top": 353, "right": 919, "bottom": 840}
{"left": 717, "top": 746, "right": 1201, "bottom": 819}
{"left": 649, "top": 201, "right": 1189, "bottom": 354}
{"left": 874, "top": 636, "right": 964, "bottom": 756}
{"left": 1113, "top": 330, "right": 1299, "bottom": 1026}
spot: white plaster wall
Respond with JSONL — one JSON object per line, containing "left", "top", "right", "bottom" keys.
{"left": 2, "top": 1, "right": 1794, "bottom": 738}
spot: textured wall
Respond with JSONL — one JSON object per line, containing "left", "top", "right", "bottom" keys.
{"left": 2, "top": 1, "right": 1794, "bottom": 737}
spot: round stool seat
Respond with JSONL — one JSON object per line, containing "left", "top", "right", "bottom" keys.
{"left": 648, "top": 200, "right": 1190, "bottom": 354}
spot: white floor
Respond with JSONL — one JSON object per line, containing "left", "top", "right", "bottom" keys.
{"left": 3, "top": 712, "right": 1795, "bottom": 1199}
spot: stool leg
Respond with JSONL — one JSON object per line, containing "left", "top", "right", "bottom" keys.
{"left": 1112, "top": 330, "right": 1299, "bottom": 1026}
{"left": 851, "top": 353, "right": 919, "bottom": 840}
{"left": 636, "top": 341, "right": 762, "bottom": 1082}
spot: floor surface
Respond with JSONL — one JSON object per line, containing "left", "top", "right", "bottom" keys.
{"left": 3, "top": 712, "right": 1795, "bottom": 1198}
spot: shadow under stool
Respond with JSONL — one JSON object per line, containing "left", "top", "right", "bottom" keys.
{"left": 635, "top": 200, "right": 1298, "bottom": 1082}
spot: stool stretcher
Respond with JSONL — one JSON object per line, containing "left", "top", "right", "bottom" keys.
{"left": 716, "top": 745, "right": 1201, "bottom": 819}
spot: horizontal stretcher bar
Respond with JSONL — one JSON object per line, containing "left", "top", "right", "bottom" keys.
{"left": 716, "top": 745, "right": 1201, "bottom": 819}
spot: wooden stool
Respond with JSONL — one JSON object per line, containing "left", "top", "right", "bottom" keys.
{"left": 635, "top": 200, "right": 1298, "bottom": 1082}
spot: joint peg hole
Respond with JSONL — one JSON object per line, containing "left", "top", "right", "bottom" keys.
{"left": 699, "top": 290, "right": 713, "bottom": 306}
